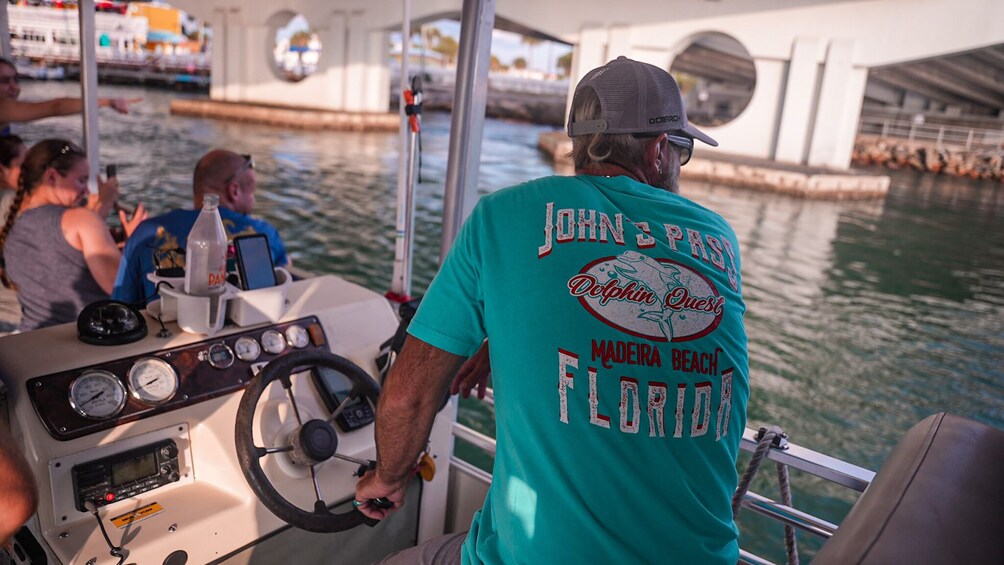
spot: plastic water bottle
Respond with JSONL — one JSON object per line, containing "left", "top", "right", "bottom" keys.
{"left": 185, "top": 194, "right": 228, "bottom": 297}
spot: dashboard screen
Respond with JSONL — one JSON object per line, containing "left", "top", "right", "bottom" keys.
{"left": 112, "top": 452, "right": 157, "bottom": 486}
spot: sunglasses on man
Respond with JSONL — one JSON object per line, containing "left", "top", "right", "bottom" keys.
{"left": 631, "top": 133, "right": 694, "bottom": 166}
{"left": 666, "top": 134, "right": 694, "bottom": 166}
{"left": 224, "top": 154, "right": 255, "bottom": 185}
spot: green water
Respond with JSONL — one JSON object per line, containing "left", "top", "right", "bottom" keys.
{"left": 22, "top": 82, "right": 1003, "bottom": 562}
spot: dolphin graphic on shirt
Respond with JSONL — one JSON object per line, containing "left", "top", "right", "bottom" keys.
{"left": 614, "top": 251, "right": 683, "bottom": 341}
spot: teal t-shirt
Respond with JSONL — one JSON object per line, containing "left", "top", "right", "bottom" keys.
{"left": 409, "top": 175, "right": 749, "bottom": 564}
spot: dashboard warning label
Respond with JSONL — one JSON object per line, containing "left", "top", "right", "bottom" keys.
{"left": 111, "top": 502, "right": 164, "bottom": 528}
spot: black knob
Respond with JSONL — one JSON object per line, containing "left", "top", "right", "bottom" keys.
{"left": 161, "top": 463, "right": 175, "bottom": 476}
{"left": 168, "top": 472, "right": 180, "bottom": 482}
{"left": 161, "top": 443, "right": 178, "bottom": 458}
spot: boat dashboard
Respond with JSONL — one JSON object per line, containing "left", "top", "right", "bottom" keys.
{"left": 0, "top": 275, "right": 455, "bottom": 564}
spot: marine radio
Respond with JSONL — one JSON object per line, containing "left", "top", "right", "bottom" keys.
{"left": 71, "top": 439, "right": 181, "bottom": 512}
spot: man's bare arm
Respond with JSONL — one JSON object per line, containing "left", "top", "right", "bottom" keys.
{"left": 0, "top": 426, "right": 37, "bottom": 546}
{"left": 355, "top": 336, "right": 465, "bottom": 518}
{"left": 376, "top": 336, "right": 464, "bottom": 485}
{"left": 0, "top": 97, "right": 139, "bottom": 123}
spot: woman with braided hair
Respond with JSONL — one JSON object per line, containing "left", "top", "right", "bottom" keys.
{"left": 0, "top": 135, "right": 27, "bottom": 332}
{"left": 0, "top": 135, "right": 26, "bottom": 224}
{"left": 0, "top": 139, "right": 146, "bottom": 331}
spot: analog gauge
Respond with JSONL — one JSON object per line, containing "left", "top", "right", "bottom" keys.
{"left": 284, "top": 325, "right": 309, "bottom": 349}
{"left": 69, "top": 370, "right": 127, "bottom": 420}
{"left": 128, "top": 357, "right": 179, "bottom": 405}
{"left": 234, "top": 336, "right": 261, "bottom": 362}
{"left": 261, "top": 329, "right": 286, "bottom": 355}
{"left": 207, "top": 342, "right": 235, "bottom": 369}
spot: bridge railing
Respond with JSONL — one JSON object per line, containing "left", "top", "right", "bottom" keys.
{"left": 858, "top": 116, "right": 1004, "bottom": 151}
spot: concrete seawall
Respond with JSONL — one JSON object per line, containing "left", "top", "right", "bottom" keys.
{"left": 170, "top": 99, "right": 399, "bottom": 131}
{"left": 539, "top": 131, "right": 891, "bottom": 200}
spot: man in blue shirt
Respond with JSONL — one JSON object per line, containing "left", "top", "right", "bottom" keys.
{"left": 357, "top": 57, "right": 748, "bottom": 564}
{"left": 112, "top": 149, "right": 288, "bottom": 305}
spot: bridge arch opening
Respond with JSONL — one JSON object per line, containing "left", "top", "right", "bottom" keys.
{"left": 669, "top": 32, "right": 756, "bottom": 127}
{"left": 267, "top": 11, "right": 322, "bottom": 83}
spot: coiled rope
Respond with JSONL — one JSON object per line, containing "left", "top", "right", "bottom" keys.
{"left": 732, "top": 426, "right": 800, "bottom": 565}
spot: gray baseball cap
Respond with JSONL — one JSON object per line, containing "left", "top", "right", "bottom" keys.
{"left": 567, "top": 56, "right": 718, "bottom": 147}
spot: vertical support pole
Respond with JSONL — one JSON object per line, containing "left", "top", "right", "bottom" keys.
{"left": 78, "top": 0, "right": 101, "bottom": 190}
{"left": 881, "top": 120, "right": 889, "bottom": 138}
{"left": 440, "top": 0, "right": 495, "bottom": 260}
{"left": 390, "top": 0, "right": 415, "bottom": 299}
{"left": 966, "top": 129, "right": 974, "bottom": 150}
{"left": 0, "top": 1, "right": 11, "bottom": 60}
{"left": 936, "top": 126, "right": 944, "bottom": 149}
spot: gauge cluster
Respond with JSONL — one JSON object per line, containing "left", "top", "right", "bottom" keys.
{"left": 27, "top": 317, "right": 326, "bottom": 440}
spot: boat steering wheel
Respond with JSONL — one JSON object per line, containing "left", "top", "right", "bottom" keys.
{"left": 235, "top": 349, "right": 381, "bottom": 533}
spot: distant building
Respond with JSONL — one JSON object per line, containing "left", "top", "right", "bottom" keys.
{"left": 128, "top": 3, "right": 202, "bottom": 55}
{"left": 9, "top": 4, "right": 147, "bottom": 60}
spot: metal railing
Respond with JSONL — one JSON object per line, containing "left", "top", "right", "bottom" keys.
{"left": 450, "top": 387, "right": 875, "bottom": 565}
{"left": 858, "top": 116, "right": 1004, "bottom": 151}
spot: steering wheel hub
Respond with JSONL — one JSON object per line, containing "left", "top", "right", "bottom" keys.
{"left": 290, "top": 420, "right": 339, "bottom": 465}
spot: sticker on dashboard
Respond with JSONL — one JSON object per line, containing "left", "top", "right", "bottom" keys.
{"left": 111, "top": 502, "right": 164, "bottom": 528}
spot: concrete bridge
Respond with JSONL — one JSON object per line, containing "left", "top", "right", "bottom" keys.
{"left": 170, "top": 0, "right": 1004, "bottom": 170}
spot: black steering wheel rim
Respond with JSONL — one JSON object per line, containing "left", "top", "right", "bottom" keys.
{"left": 235, "top": 349, "right": 380, "bottom": 533}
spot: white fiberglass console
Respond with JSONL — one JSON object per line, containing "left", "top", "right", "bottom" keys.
{"left": 0, "top": 275, "right": 454, "bottom": 565}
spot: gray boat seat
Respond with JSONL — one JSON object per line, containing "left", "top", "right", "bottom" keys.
{"left": 813, "top": 412, "right": 1004, "bottom": 565}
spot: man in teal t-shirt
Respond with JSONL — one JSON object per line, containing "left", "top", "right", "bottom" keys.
{"left": 357, "top": 57, "right": 749, "bottom": 564}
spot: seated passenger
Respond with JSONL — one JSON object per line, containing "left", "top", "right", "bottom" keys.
{"left": 0, "top": 139, "right": 147, "bottom": 331}
{"left": 0, "top": 135, "right": 26, "bottom": 227}
{"left": 112, "top": 149, "right": 289, "bottom": 305}
{"left": 0, "top": 135, "right": 26, "bottom": 332}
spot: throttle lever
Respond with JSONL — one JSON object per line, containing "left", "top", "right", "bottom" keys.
{"left": 353, "top": 460, "right": 395, "bottom": 512}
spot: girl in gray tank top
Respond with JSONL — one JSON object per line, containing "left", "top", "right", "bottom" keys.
{"left": 0, "top": 139, "right": 147, "bottom": 332}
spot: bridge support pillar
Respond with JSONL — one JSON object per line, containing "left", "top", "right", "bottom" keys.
{"left": 807, "top": 39, "right": 866, "bottom": 169}
{"left": 775, "top": 37, "right": 821, "bottom": 165}
{"left": 566, "top": 27, "right": 609, "bottom": 123}
{"left": 208, "top": 6, "right": 245, "bottom": 102}
{"left": 319, "top": 12, "right": 348, "bottom": 110}
{"left": 206, "top": 6, "right": 390, "bottom": 114}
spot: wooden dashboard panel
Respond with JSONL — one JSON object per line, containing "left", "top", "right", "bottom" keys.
{"left": 26, "top": 316, "right": 327, "bottom": 441}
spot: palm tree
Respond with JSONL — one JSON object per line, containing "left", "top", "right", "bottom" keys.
{"left": 433, "top": 35, "right": 460, "bottom": 66}
{"left": 556, "top": 51, "right": 572, "bottom": 77}
{"left": 422, "top": 25, "right": 442, "bottom": 57}
{"left": 520, "top": 35, "right": 542, "bottom": 72}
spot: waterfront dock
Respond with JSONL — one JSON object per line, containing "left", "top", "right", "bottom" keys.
{"left": 539, "top": 131, "right": 891, "bottom": 199}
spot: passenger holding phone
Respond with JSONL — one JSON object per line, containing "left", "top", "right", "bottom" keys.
{"left": 112, "top": 149, "right": 289, "bottom": 305}
{"left": 0, "top": 139, "right": 148, "bottom": 331}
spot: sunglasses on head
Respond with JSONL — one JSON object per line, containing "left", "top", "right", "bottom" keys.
{"left": 632, "top": 132, "right": 695, "bottom": 166}
{"left": 224, "top": 154, "right": 254, "bottom": 185}
{"left": 43, "top": 143, "right": 83, "bottom": 173}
